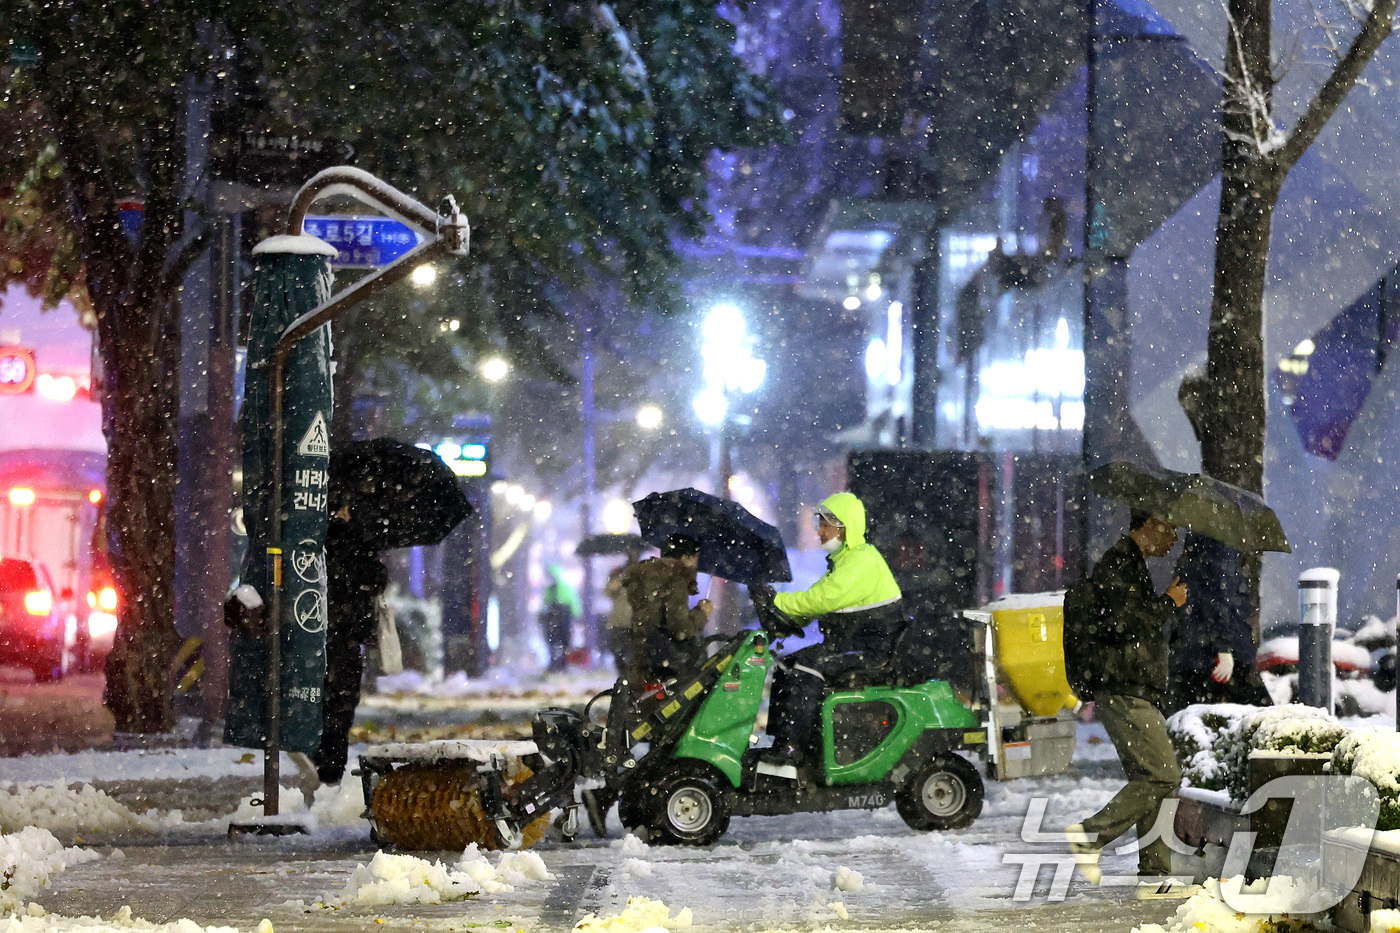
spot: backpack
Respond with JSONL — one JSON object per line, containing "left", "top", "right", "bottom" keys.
{"left": 1060, "top": 575, "right": 1101, "bottom": 698}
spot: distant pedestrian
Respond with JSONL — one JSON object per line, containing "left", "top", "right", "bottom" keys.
{"left": 541, "top": 564, "right": 580, "bottom": 673}
{"left": 1167, "top": 531, "right": 1271, "bottom": 713}
{"left": 1063, "top": 510, "right": 1197, "bottom": 900}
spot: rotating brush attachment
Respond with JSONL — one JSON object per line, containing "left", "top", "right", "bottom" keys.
{"left": 369, "top": 762, "right": 550, "bottom": 851}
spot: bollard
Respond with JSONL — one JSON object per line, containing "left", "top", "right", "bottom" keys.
{"left": 1297, "top": 568, "right": 1339, "bottom": 712}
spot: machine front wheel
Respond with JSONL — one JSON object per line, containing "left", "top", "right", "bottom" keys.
{"left": 896, "top": 755, "right": 984, "bottom": 831}
{"left": 644, "top": 762, "right": 731, "bottom": 846}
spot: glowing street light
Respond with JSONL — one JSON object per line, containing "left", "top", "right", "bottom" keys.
{"left": 481, "top": 357, "right": 510, "bottom": 383}
{"left": 410, "top": 264, "right": 438, "bottom": 288}
{"left": 636, "top": 405, "right": 663, "bottom": 430}
{"left": 533, "top": 500, "right": 553, "bottom": 521}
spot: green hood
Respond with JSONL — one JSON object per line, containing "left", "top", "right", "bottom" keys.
{"left": 822, "top": 492, "right": 867, "bottom": 548}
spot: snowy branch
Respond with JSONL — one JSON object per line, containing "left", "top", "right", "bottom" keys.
{"left": 1277, "top": 0, "right": 1397, "bottom": 169}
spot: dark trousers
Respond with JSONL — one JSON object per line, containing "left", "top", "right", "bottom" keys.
{"left": 769, "top": 645, "right": 876, "bottom": 758}
{"left": 1082, "top": 694, "right": 1182, "bottom": 877}
{"left": 314, "top": 636, "right": 365, "bottom": 784}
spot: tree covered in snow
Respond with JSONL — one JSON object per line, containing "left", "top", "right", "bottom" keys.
{"left": 0, "top": 1, "right": 781, "bottom": 732}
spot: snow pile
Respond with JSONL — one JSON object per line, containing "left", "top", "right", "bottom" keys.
{"left": 1132, "top": 876, "right": 1330, "bottom": 933}
{"left": 0, "top": 782, "right": 156, "bottom": 838}
{"left": 334, "top": 846, "right": 552, "bottom": 906}
{"left": 573, "top": 896, "right": 693, "bottom": 933}
{"left": 307, "top": 780, "right": 366, "bottom": 830}
{"left": 831, "top": 866, "right": 863, "bottom": 892}
{"left": 0, "top": 906, "right": 270, "bottom": 933}
{"left": 0, "top": 828, "right": 101, "bottom": 913}
{"left": 1333, "top": 731, "right": 1400, "bottom": 830}
{"left": 226, "top": 780, "right": 362, "bottom": 834}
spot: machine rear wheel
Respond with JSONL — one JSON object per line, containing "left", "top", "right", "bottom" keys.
{"left": 896, "top": 755, "right": 984, "bottom": 831}
{"left": 644, "top": 762, "right": 731, "bottom": 846}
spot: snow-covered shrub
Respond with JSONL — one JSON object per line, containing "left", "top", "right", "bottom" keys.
{"left": 1167, "top": 704, "right": 1256, "bottom": 792}
{"left": 1332, "top": 731, "right": 1400, "bottom": 831}
{"left": 1168, "top": 704, "right": 1349, "bottom": 801}
{"left": 1222, "top": 705, "right": 1349, "bottom": 800}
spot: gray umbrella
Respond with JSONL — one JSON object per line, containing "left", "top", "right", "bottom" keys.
{"left": 1089, "top": 462, "right": 1291, "bottom": 553}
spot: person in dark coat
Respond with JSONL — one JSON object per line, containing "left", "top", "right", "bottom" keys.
{"left": 313, "top": 512, "right": 389, "bottom": 785}
{"left": 1064, "top": 510, "right": 1196, "bottom": 900}
{"left": 619, "top": 536, "right": 712, "bottom": 685}
{"left": 1167, "top": 532, "right": 1271, "bottom": 713}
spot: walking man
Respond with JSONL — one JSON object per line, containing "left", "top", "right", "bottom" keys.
{"left": 1063, "top": 510, "right": 1196, "bottom": 899}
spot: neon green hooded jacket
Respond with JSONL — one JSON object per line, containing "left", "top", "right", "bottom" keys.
{"left": 772, "top": 492, "right": 902, "bottom": 619}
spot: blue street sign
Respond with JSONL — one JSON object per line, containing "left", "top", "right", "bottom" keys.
{"left": 302, "top": 214, "right": 423, "bottom": 269}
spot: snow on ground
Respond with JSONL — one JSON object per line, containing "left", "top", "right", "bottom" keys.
{"left": 0, "top": 781, "right": 157, "bottom": 837}
{"left": 0, "top": 748, "right": 295, "bottom": 786}
{"left": 0, "top": 907, "right": 266, "bottom": 933}
{"left": 1131, "top": 876, "right": 1330, "bottom": 932}
{"left": 333, "top": 847, "right": 552, "bottom": 906}
{"left": 0, "top": 828, "right": 101, "bottom": 911}
{"left": 574, "top": 896, "right": 693, "bottom": 933}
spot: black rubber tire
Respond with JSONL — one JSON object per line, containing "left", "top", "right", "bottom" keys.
{"left": 644, "top": 762, "right": 731, "bottom": 847}
{"left": 896, "top": 755, "right": 984, "bottom": 831}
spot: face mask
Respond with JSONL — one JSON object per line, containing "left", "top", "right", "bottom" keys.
{"left": 821, "top": 536, "right": 844, "bottom": 554}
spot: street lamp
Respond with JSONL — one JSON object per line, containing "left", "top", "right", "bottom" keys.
{"left": 694, "top": 303, "right": 766, "bottom": 484}
{"left": 411, "top": 263, "right": 438, "bottom": 288}
{"left": 481, "top": 357, "right": 509, "bottom": 382}
{"left": 636, "top": 404, "right": 664, "bottom": 431}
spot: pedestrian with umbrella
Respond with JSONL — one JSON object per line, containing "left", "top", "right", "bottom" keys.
{"left": 628, "top": 487, "right": 792, "bottom": 684}
{"left": 1064, "top": 460, "right": 1290, "bottom": 898}
{"left": 313, "top": 438, "right": 472, "bottom": 784}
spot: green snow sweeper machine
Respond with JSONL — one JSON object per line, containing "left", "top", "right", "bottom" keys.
{"left": 355, "top": 588, "right": 1081, "bottom": 849}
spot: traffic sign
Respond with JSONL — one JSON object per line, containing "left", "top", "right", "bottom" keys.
{"left": 302, "top": 215, "right": 423, "bottom": 269}
{"left": 0, "top": 346, "right": 36, "bottom": 395}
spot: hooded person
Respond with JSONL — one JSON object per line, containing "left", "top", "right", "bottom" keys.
{"left": 759, "top": 492, "right": 902, "bottom": 773}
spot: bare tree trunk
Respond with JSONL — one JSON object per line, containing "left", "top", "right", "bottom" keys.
{"left": 37, "top": 53, "right": 187, "bottom": 733}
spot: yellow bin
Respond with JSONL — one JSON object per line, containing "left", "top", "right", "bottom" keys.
{"left": 987, "top": 592, "right": 1078, "bottom": 717}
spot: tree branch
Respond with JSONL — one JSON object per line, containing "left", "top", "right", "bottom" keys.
{"left": 1277, "top": 0, "right": 1397, "bottom": 171}
{"left": 162, "top": 224, "right": 211, "bottom": 295}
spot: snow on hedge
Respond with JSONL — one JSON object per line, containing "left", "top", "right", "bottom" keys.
{"left": 0, "top": 828, "right": 101, "bottom": 913}
{"left": 333, "top": 846, "right": 552, "bottom": 906}
{"left": 1334, "top": 731, "right": 1400, "bottom": 831}
{"left": 0, "top": 782, "right": 156, "bottom": 838}
{"left": 1167, "top": 704, "right": 1347, "bottom": 800}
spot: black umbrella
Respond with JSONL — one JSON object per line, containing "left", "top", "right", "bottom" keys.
{"left": 576, "top": 533, "right": 647, "bottom": 557}
{"left": 1089, "top": 461, "right": 1290, "bottom": 553}
{"left": 632, "top": 488, "right": 791, "bottom": 585}
{"left": 330, "top": 438, "right": 473, "bottom": 549}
